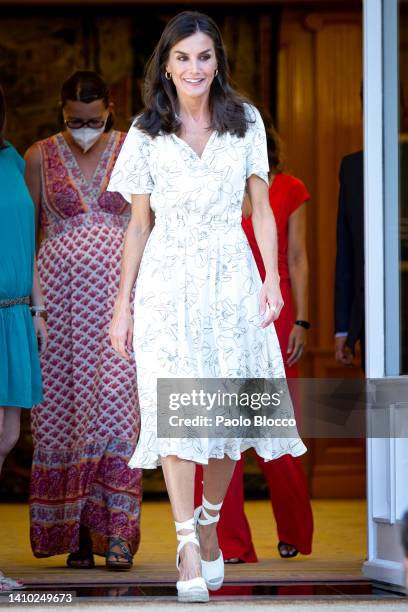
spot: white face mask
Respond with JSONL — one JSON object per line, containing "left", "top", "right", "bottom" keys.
{"left": 68, "top": 125, "right": 105, "bottom": 153}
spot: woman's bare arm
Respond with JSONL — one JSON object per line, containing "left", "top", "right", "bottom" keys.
{"left": 24, "top": 143, "right": 42, "bottom": 245}
{"left": 286, "top": 202, "right": 309, "bottom": 365}
{"left": 287, "top": 203, "right": 309, "bottom": 321}
{"left": 24, "top": 144, "right": 48, "bottom": 352}
{"left": 246, "top": 174, "right": 283, "bottom": 326}
{"left": 31, "top": 260, "right": 48, "bottom": 353}
{"left": 110, "top": 194, "right": 153, "bottom": 359}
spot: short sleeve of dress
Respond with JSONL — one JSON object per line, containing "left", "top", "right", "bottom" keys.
{"left": 244, "top": 104, "right": 269, "bottom": 185}
{"left": 106, "top": 123, "right": 154, "bottom": 203}
{"left": 288, "top": 176, "right": 311, "bottom": 215}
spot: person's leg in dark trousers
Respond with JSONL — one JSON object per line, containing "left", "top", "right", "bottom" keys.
{"left": 255, "top": 453, "right": 313, "bottom": 555}
{"left": 260, "top": 280, "right": 313, "bottom": 555}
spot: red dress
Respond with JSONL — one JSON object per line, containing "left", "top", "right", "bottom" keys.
{"left": 195, "top": 173, "right": 314, "bottom": 560}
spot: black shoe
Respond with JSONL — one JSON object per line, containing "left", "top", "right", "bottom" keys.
{"left": 278, "top": 541, "right": 299, "bottom": 558}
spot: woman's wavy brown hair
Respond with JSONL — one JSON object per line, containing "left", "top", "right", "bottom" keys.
{"left": 136, "top": 11, "right": 252, "bottom": 138}
{"left": 0, "top": 85, "right": 7, "bottom": 149}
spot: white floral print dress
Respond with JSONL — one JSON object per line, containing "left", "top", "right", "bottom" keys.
{"left": 107, "top": 104, "right": 306, "bottom": 468}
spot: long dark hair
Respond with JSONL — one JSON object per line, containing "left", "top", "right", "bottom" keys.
{"left": 60, "top": 70, "right": 114, "bottom": 132}
{"left": 137, "top": 11, "right": 250, "bottom": 138}
{"left": 0, "top": 85, "right": 7, "bottom": 149}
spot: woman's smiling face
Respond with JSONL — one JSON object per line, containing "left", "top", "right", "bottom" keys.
{"left": 165, "top": 31, "right": 218, "bottom": 101}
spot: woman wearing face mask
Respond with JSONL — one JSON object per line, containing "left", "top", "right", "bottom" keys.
{"left": 24, "top": 71, "right": 142, "bottom": 571}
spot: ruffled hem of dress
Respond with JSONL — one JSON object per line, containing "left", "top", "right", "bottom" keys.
{"left": 128, "top": 438, "right": 307, "bottom": 470}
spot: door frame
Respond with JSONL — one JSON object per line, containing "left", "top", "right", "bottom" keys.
{"left": 363, "top": 0, "right": 407, "bottom": 588}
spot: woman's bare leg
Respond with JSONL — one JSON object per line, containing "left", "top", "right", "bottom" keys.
{"left": 162, "top": 454, "right": 237, "bottom": 579}
{"left": 161, "top": 455, "right": 201, "bottom": 582}
{"left": 0, "top": 406, "right": 24, "bottom": 590}
{"left": 199, "top": 456, "right": 236, "bottom": 561}
{"left": 0, "top": 407, "right": 21, "bottom": 475}
{"left": 162, "top": 455, "right": 236, "bottom": 580}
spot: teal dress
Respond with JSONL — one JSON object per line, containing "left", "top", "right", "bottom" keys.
{"left": 0, "top": 142, "right": 42, "bottom": 408}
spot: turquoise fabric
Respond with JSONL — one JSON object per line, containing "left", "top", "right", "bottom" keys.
{"left": 0, "top": 142, "right": 42, "bottom": 408}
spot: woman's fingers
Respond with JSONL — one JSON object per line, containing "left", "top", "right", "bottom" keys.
{"left": 40, "top": 325, "right": 48, "bottom": 353}
{"left": 126, "top": 324, "right": 133, "bottom": 353}
{"left": 259, "top": 292, "right": 267, "bottom": 316}
{"left": 109, "top": 330, "right": 132, "bottom": 360}
{"left": 287, "top": 330, "right": 295, "bottom": 354}
{"left": 119, "top": 341, "right": 130, "bottom": 361}
{"left": 34, "top": 319, "right": 48, "bottom": 353}
{"left": 259, "top": 283, "right": 283, "bottom": 325}
{"left": 113, "top": 334, "right": 130, "bottom": 360}
{"left": 260, "top": 298, "right": 284, "bottom": 328}
{"left": 287, "top": 328, "right": 306, "bottom": 365}
{"left": 275, "top": 300, "right": 284, "bottom": 319}
{"left": 287, "top": 342, "right": 303, "bottom": 365}
{"left": 109, "top": 307, "right": 133, "bottom": 361}
{"left": 261, "top": 304, "right": 274, "bottom": 328}
{"left": 261, "top": 309, "right": 270, "bottom": 328}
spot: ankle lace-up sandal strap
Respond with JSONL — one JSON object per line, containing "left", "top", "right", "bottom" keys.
{"left": 175, "top": 517, "right": 199, "bottom": 569}
{"left": 193, "top": 496, "right": 224, "bottom": 591}
{"left": 175, "top": 517, "right": 196, "bottom": 533}
{"left": 203, "top": 495, "right": 223, "bottom": 512}
{"left": 195, "top": 495, "right": 223, "bottom": 526}
{"left": 174, "top": 517, "right": 209, "bottom": 602}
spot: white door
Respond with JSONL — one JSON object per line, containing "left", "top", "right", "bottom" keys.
{"left": 363, "top": 0, "right": 408, "bottom": 588}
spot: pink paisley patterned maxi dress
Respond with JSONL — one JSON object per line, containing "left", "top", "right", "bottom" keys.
{"left": 29, "top": 130, "right": 142, "bottom": 558}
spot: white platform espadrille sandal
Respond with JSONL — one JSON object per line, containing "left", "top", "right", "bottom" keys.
{"left": 194, "top": 495, "right": 224, "bottom": 591}
{"left": 175, "top": 517, "right": 209, "bottom": 603}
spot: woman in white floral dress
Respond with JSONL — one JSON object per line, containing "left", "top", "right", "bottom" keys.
{"left": 108, "top": 10, "right": 306, "bottom": 603}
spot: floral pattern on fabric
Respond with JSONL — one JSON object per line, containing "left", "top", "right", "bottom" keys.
{"left": 107, "top": 105, "right": 307, "bottom": 469}
{"left": 30, "top": 131, "right": 142, "bottom": 557}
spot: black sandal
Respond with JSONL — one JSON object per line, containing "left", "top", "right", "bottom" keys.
{"left": 66, "top": 550, "right": 95, "bottom": 569}
{"left": 106, "top": 538, "right": 133, "bottom": 571}
{"left": 66, "top": 526, "right": 95, "bottom": 569}
{"left": 278, "top": 541, "right": 299, "bottom": 558}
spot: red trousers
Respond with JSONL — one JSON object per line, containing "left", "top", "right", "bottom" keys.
{"left": 194, "top": 280, "right": 313, "bottom": 561}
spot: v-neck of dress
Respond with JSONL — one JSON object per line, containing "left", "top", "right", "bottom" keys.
{"left": 57, "top": 130, "right": 115, "bottom": 186}
{"left": 172, "top": 129, "right": 216, "bottom": 161}
{"left": 56, "top": 131, "right": 116, "bottom": 211}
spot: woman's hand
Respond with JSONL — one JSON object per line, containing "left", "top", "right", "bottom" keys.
{"left": 286, "top": 325, "right": 307, "bottom": 366}
{"left": 109, "top": 301, "right": 134, "bottom": 361}
{"left": 259, "top": 278, "right": 284, "bottom": 328}
{"left": 34, "top": 317, "right": 48, "bottom": 354}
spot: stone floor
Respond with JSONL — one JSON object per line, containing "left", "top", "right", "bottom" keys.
{"left": 0, "top": 499, "right": 406, "bottom": 607}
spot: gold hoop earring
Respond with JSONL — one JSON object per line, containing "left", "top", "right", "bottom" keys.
{"left": 165, "top": 71, "right": 172, "bottom": 80}
{"left": 214, "top": 69, "right": 219, "bottom": 77}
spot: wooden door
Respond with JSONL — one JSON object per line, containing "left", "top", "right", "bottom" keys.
{"left": 277, "top": 6, "right": 365, "bottom": 497}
